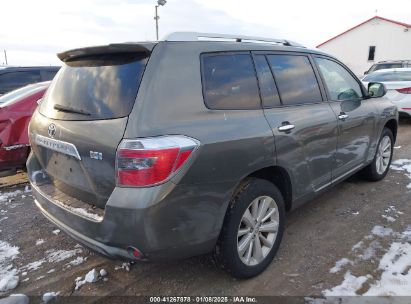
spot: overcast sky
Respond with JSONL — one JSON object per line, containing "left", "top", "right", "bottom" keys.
{"left": 1, "top": 0, "right": 410, "bottom": 66}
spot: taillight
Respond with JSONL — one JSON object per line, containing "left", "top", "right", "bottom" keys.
{"left": 396, "top": 87, "right": 411, "bottom": 94}
{"left": 116, "top": 135, "right": 200, "bottom": 187}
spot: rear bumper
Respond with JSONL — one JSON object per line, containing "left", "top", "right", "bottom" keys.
{"left": 27, "top": 153, "right": 234, "bottom": 261}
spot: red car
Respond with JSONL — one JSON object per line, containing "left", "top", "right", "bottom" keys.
{"left": 0, "top": 81, "right": 50, "bottom": 176}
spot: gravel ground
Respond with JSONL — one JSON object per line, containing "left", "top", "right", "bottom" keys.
{"left": 1, "top": 119, "right": 411, "bottom": 302}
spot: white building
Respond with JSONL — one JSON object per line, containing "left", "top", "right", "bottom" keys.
{"left": 317, "top": 16, "right": 411, "bottom": 75}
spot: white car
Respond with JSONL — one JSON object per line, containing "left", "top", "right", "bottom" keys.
{"left": 362, "top": 68, "right": 411, "bottom": 118}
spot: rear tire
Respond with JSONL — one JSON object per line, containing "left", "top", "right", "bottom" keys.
{"left": 360, "top": 127, "right": 394, "bottom": 181}
{"left": 214, "top": 178, "right": 285, "bottom": 279}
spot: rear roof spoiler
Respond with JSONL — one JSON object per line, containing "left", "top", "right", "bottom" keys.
{"left": 57, "top": 42, "right": 156, "bottom": 62}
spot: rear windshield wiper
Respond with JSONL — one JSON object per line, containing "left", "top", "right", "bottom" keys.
{"left": 53, "top": 104, "right": 91, "bottom": 116}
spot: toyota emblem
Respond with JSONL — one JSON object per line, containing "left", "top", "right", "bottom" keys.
{"left": 48, "top": 123, "right": 56, "bottom": 138}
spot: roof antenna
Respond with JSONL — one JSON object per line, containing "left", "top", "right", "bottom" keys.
{"left": 375, "top": 9, "right": 378, "bottom": 16}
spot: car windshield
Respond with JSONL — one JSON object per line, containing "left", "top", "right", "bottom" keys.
{"left": 0, "top": 84, "right": 46, "bottom": 107}
{"left": 363, "top": 71, "right": 411, "bottom": 82}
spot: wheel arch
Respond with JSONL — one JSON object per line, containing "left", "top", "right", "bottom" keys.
{"left": 384, "top": 119, "right": 398, "bottom": 143}
{"left": 230, "top": 166, "right": 293, "bottom": 212}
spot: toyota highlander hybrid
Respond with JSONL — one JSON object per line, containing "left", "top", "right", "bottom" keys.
{"left": 27, "top": 32, "right": 398, "bottom": 278}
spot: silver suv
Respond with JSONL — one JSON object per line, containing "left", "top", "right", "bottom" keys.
{"left": 27, "top": 32, "right": 398, "bottom": 278}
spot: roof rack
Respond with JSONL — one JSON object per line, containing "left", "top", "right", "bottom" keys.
{"left": 163, "top": 32, "right": 305, "bottom": 48}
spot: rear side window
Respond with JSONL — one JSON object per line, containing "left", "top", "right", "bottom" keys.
{"left": 266, "top": 55, "right": 322, "bottom": 105}
{"left": 254, "top": 55, "right": 281, "bottom": 108}
{"left": 201, "top": 54, "right": 261, "bottom": 110}
{"left": 39, "top": 53, "right": 147, "bottom": 120}
{"left": 0, "top": 71, "right": 41, "bottom": 93}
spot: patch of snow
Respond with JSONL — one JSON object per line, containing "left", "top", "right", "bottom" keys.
{"left": 75, "top": 269, "right": 100, "bottom": 290}
{"left": 47, "top": 269, "right": 55, "bottom": 274}
{"left": 24, "top": 186, "right": 31, "bottom": 193}
{"left": 23, "top": 260, "right": 45, "bottom": 271}
{"left": 52, "top": 229, "right": 60, "bottom": 235}
{"left": 65, "top": 256, "right": 86, "bottom": 267}
{"left": 61, "top": 205, "right": 103, "bottom": 222}
{"left": 46, "top": 248, "right": 82, "bottom": 263}
{"left": 394, "top": 146, "right": 402, "bottom": 149}
{"left": 372, "top": 225, "right": 393, "bottom": 237}
{"left": 0, "top": 190, "right": 23, "bottom": 203}
{"left": 391, "top": 159, "right": 411, "bottom": 188}
{"left": 330, "top": 258, "right": 353, "bottom": 274}
{"left": 382, "top": 214, "right": 396, "bottom": 222}
{"left": 115, "top": 262, "right": 130, "bottom": 272}
{"left": 359, "top": 240, "right": 381, "bottom": 260}
{"left": 21, "top": 272, "right": 27, "bottom": 277}
{"left": 0, "top": 240, "right": 20, "bottom": 292}
{"left": 364, "top": 241, "right": 411, "bottom": 296}
{"left": 323, "top": 271, "right": 368, "bottom": 296}
{"left": 100, "top": 269, "right": 107, "bottom": 277}
{"left": 21, "top": 278, "right": 29, "bottom": 283}
{"left": 36, "top": 275, "right": 45, "bottom": 280}
{"left": 351, "top": 241, "right": 364, "bottom": 251}
{"left": 0, "top": 217, "right": 8, "bottom": 223}
{"left": 0, "top": 294, "right": 29, "bottom": 304}
{"left": 42, "top": 291, "right": 60, "bottom": 303}
{"left": 35, "top": 239, "right": 45, "bottom": 246}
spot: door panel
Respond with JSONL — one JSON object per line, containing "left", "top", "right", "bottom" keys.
{"left": 328, "top": 100, "right": 377, "bottom": 177}
{"left": 314, "top": 57, "right": 377, "bottom": 179}
{"left": 253, "top": 54, "right": 338, "bottom": 199}
{"left": 264, "top": 105, "right": 338, "bottom": 196}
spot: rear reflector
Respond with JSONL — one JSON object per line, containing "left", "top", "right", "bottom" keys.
{"left": 396, "top": 87, "right": 411, "bottom": 94}
{"left": 116, "top": 136, "right": 199, "bottom": 187}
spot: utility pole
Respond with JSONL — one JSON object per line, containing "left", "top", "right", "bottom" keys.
{"left": 154, "top": 0, "right": 167, "bottom": 41}
{"left": 4, "top": 50, "right": 7, "bottom": 65}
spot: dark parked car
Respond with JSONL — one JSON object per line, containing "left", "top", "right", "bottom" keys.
{"left": 365, "top": 60, "right": 411, "bottom": 75}
{"left": 0, "top": 81, "right": 50, "bottom": 176}
{"left": 27, "top": 32, "right": 398, "bottom": 278}
{"left": 0, "top": 66, "right": 59, "bottom": 96}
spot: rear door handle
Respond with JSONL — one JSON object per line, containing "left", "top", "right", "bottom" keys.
{"left": 338, "top": 113, "right": 349, "bottom": 120}
{"left": 278, "top": 123, "right": 295, "bottom": 132}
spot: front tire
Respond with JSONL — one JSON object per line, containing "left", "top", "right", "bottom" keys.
{"left": 360, "top": 127, "right": 394, "bottom": 181}
{"left": 214, "top": 178, "right": 285, "bottom": 279}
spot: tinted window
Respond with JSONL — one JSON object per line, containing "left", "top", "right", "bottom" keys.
{"left": 0, "top": 71, "right": 41, "bottom": 94}
{"left": 315, "top": 57, "right": 362, "bottom": 101}
{"left": 363, "top": 70, "right": 411, "bottom": 82}
{"left": 202, "top": 54, "right": 261, "bottom": 110}
{"left": 369, "top": 63, "right": 402, "bottom": 73}
{"left": 39, "top": 54, "right": 147, "bottom": 121}
{"left": 266, "top": 55, "right": 322, "bottom": 105}
{"left": 368, "top": 46, "right": 376, "bottom": 61}
{"left": 40, "top": 69, "right": 59, "bottom": 81}
{"left": 254, "top": 55, "right": 281, "bottom": 108}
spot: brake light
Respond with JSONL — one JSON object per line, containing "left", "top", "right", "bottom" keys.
{"left": 396, "top": 87, "right": 411, "bottom": 94}
{"left": 116, "top": 136, "right": 199, "bottom": 187}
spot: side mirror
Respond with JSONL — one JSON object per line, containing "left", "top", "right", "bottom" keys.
{"left": 368, "top": 82, "right": 387, "bottom": 98}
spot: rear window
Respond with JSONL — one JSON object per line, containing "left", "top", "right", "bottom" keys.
{"left": 39, "top": 53, "right": 148, "bottom": 120}
{"left": 363, "top": 71, "right": 411, "bottom": 82}
{"left": 201, "top": 53, "right": 261, "bottom": 110}
{"left": 369, "top": 63, "right": 402, "bottom": 73}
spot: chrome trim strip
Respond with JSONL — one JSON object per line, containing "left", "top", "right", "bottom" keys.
{"left": 315, "top": 164, "right": 363, "bottom": 193}
{"left": 3, "top": 144, "right": 30, "bottom": 151}
{"left": 34, "top": 134, "right": 81, "bottom": 160}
